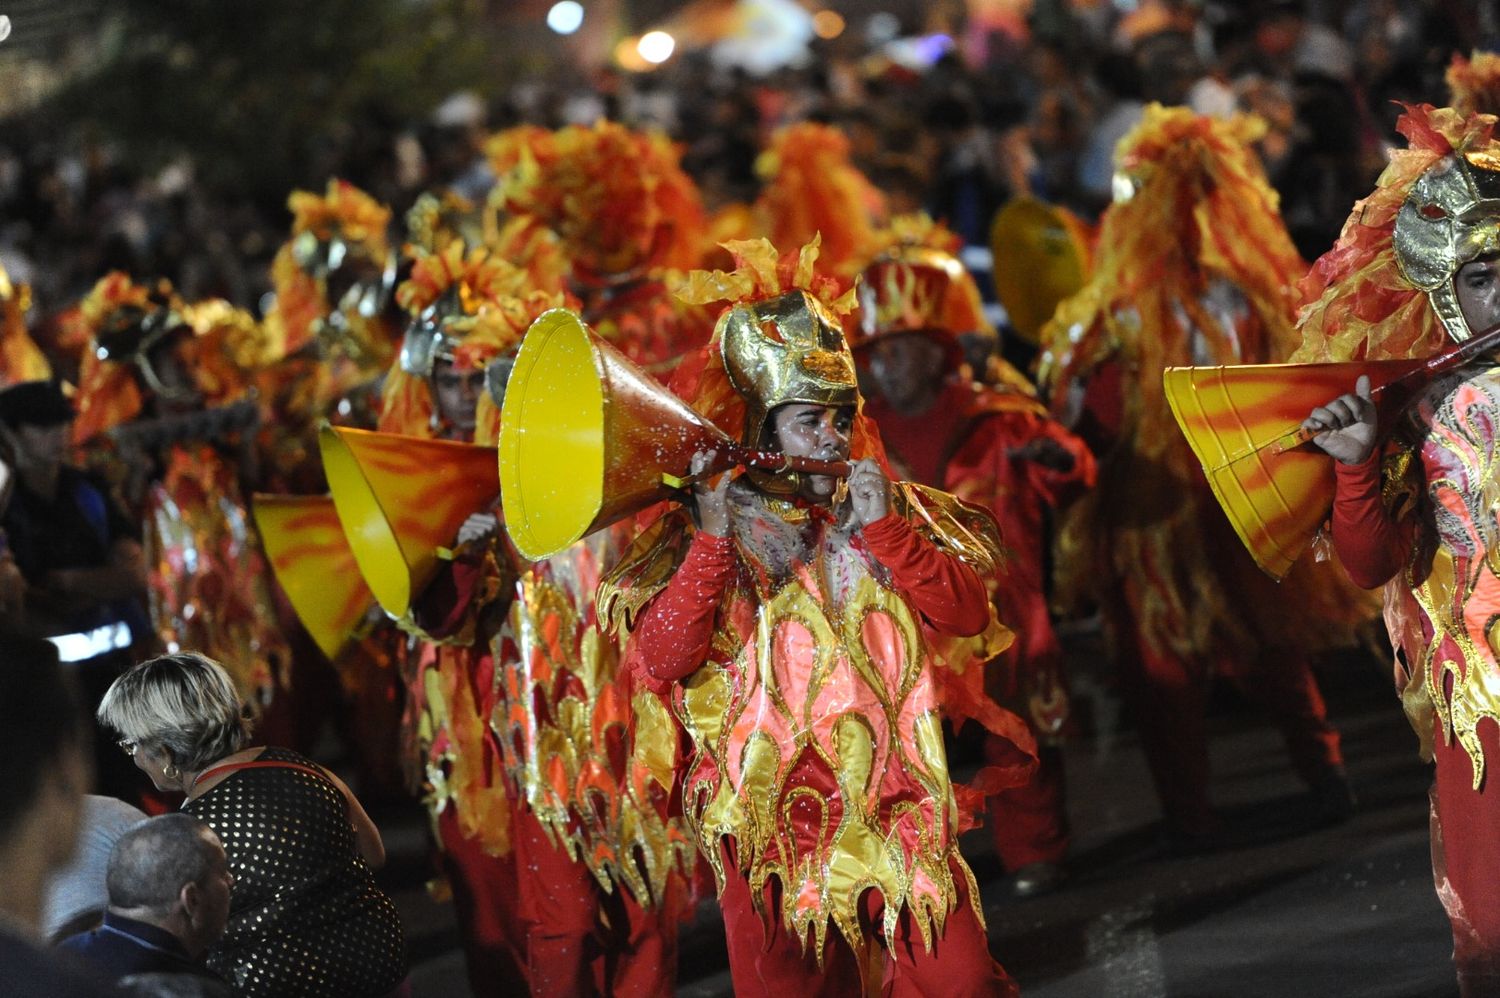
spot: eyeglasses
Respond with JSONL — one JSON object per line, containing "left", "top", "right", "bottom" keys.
{"left": 117, "top": 739, "right": 139, "bottom": 758}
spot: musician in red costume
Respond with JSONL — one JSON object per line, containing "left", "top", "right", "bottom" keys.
{"left": 1297, "top": 105, "right": 1500, "bottom": 997}
{"left": 854, "top": 233, "right": 1096, "bottom": 896}
{"left": 600, "top": 238, "right": 1035, "bottom": 995}
{"left": 377, "top": 239, "right": 688, "bottom": 997}
{"left": 68, "top": 275, "right": 287, "bottom": 708}
{"left": 1037, "top": 105, "right": 1368, "bottom": 847}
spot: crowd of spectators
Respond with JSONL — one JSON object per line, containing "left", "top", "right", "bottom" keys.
{"left": 0, "top": 0, "right": 1486, "bottom": 363}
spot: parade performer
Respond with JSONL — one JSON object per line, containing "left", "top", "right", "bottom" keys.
{"left": 377, "top": 238, "right": 689, "bottom": 996}
{"left": 68, "top": 274, "right": 286, "bottom": 708}
{"left": 258, "top": 178, "right": 400, "bottom": 493}
{"left": 1037, "top": 105, "right": 1367, "bottom": 845}
{"left": 1294, "top": 104, "right": 1500, "bottom": 996}
{"left": 491, "top": 120, "right": 712, "bottom": 371}
{"left": 855, "top": 224, "right": 1096, "bottom": 896}
{"left": 599, "top": 237, "right": 1035, "bottom": 994}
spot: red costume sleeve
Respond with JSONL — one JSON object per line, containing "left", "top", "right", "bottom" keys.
{"left": 861, "top": 512, "right": 991, "bottom": 637}
{"left": 410, "top": 551, "right": 487, "bottom": 639}
{"left": 630, "top": 530, "right": 736, "bottom": 693}
{"left": 1020, "top": 415, "right": 1098, "bottom": 509}
{"left": 1330, "top": 452, "right": 1412, "bottom": 589}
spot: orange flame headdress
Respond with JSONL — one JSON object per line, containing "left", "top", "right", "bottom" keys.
{"left": 69, "top": 273, "right": 183, "bottom": 443}
{"left": 1447, "top": 51, "right": 1500, "bottom": 119}
{"left": 266, "top": 179, "right": 394, "bottom": 358}
{"left": 1294, "top": 105, "right": 1500, "bottom": 363}
{"left": 1041, "top": 104, "right": 1306, "bottom": 393}
{"left": 853, "top": 213, "right": 989, "bottom": 348}
{"left": 380, "top": 238, "right": 571, "bottom": 441}
{"left": 753, "top": 122, "right": 888, "bottom": 278}
{"left": 0, "top": 263, "right": 49, "bottom": 387}
{"left": 670, "top": 235, "right": 888, "bottom": 465}
{"left": 493, "top": 121, "right": 707, "bottom": 281}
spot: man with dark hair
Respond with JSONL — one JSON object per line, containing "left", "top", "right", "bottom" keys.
{"left": 0, "top": 631, "right": 114, "bottom": 996}
{"left": 62, "top": 814, "right": 232, "bottom": 988}
{"left": 0, "top": 379, "right": 149, "bottom": 800}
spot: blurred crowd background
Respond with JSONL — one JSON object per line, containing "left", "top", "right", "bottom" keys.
{"left": 0, "top": 0, "right": 1492, "bottom": 384}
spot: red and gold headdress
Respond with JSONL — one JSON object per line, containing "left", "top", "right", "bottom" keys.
{"left": 1447, "top": 51, "right": 1500, "bottom": 119}
{"left": 493, "top": 121, "right": 707, "bottom": 281}
{"left": 1294, "top": 105, "right": 1500, "bottom": 362}
{"left": 753, "top": 122, "right": 887, "bottom": 278}
{"left": 266, "top": 179, "right": 395, "bottom": 359}
{"left": 670, "top": 235, "right": 889, "bottom": 464}
{"left": 380, "top": 238, "right": 571, "bottom": 441}
{"left": 69, "top": 272, "right": 184, "bottom": 443}
{"left": 853, "top": 214, "right": 988, "bottom": 348}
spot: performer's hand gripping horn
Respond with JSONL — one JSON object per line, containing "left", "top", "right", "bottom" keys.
{"left": 498, "top": 309, "right": 851, "bottom": 561}
{"left": 1165, "top": 319, "right": 1500, "bottom": 579}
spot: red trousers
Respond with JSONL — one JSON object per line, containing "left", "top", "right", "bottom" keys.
{"left": 716, "top": 845, "right": 1017, "bottom": 998}
{"left": 435, "top": 805, "right": 529, "bottom": 998}
{"left": 511, "top": 805, "right": 680, "bottom": 997}
{"left": 1432, "top": 713, "right": 1500, "bottom": 996}
{"left": 1113, "top": 625, "right": 1342, "bottom": 833}
{"left": 988, "top": 740, "right": 1068, "bottom": 870}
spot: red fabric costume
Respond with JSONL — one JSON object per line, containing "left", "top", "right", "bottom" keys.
{"left": 1037, "top": 106, "right": 1367, "bottom": 838}
{"left": 602, "top": 238, "right": 1032, "bottom": 995}
{"left": 868, "top": 379, "right": 1096, "bottom": 870}
{"left": 1287, "top": 104, "right": 1500, "bottom": 993}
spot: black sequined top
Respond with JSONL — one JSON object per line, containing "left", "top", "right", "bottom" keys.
{"left": 184, "top": 747, "right": 406, "bottom": 997}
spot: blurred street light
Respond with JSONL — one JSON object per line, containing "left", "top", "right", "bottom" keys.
{"left": 546, "top": 1, "right": 584, "bottom": 35}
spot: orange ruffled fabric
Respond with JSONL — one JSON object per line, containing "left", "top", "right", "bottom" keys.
{"left": 1447, "top": 52, "right": 1500, "bottom": 119}
{"left": 753, "top": 122, "right": 888, "bottom": 277}
{"left": 1293, "top": 105, "right": 1500, "bottom": 364}
{"left": 494, "top": 121, "right": 708, "bottom": 279}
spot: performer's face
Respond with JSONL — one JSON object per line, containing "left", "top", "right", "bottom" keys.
{"left": 867, "top": 333, "right": 947, "bottom": 414}
{"left": 1456, "top": 255, "right": 1500, "bottom": 337}
{"left": 771, "top": 403, "right": 852, "bottom": 502}
{"left": 431, "top": 359, "right": 484, "bottom": 438}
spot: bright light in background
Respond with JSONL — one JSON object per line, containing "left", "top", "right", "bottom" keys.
{"left": 811, "top": 10, "right": 844, "bottom": 40}
{"left": 637, "top": 30, "right": 675, "bottom": 64}
{"left": 546, "top": 1, "right": 584, "bottom": 35}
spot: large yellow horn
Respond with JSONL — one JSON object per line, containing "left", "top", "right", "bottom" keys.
{"left": 251, "top": 494, "right": 375, "bottom": 661}
{"left": 498, "top": 309, "right": 731, "bottom": 561}
{"left": 320, "top": 425, "right": 499, "bottom": 617}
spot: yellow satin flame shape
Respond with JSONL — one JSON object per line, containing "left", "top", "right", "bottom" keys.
{"left": 252, "top": 493, "right": 376, "bottom": 661}
{"left": 1164, "top": 356, "right": 1424, "bottom": 579}
{"left": 321, "top": 424, "right": 499, "bottom": 617}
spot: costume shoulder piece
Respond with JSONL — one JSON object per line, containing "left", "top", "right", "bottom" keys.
{"left": 891, "top": 481, "right": 1005, "bottom": 577}
{"left": 596, "top": 509, "right": 696, "bottom": 638}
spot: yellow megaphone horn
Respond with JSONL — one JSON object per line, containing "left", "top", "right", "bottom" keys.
{"left": 252, "top": 493, "right": 376, "bottom": 661}
{"left": 320, "top": 424, "right": 499, "bottom": 618}
{"left": 498, "top": 308, "right": 851, "bottom": 561}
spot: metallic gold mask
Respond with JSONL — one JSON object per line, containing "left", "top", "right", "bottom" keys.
{"left": 1394, "top": 150, "right": 1500, "bottom": 342}
{"left": 719, "top": 289, "right": 859, "bottom": 445}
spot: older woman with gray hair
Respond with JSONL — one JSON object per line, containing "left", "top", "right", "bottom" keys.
{"left": 98, "top": 652, "right": 407, "bottom": 998}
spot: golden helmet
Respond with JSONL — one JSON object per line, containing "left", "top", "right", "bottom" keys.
{"left": 719, "top": 288, "right": 858, "bottom": 446}
{"left": 1394, "top": 148, "right": 1500, "bottom": 342}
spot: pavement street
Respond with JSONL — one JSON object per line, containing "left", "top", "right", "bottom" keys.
{"left": 369, "top": 643, "right": 1459, "bottom": 998}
